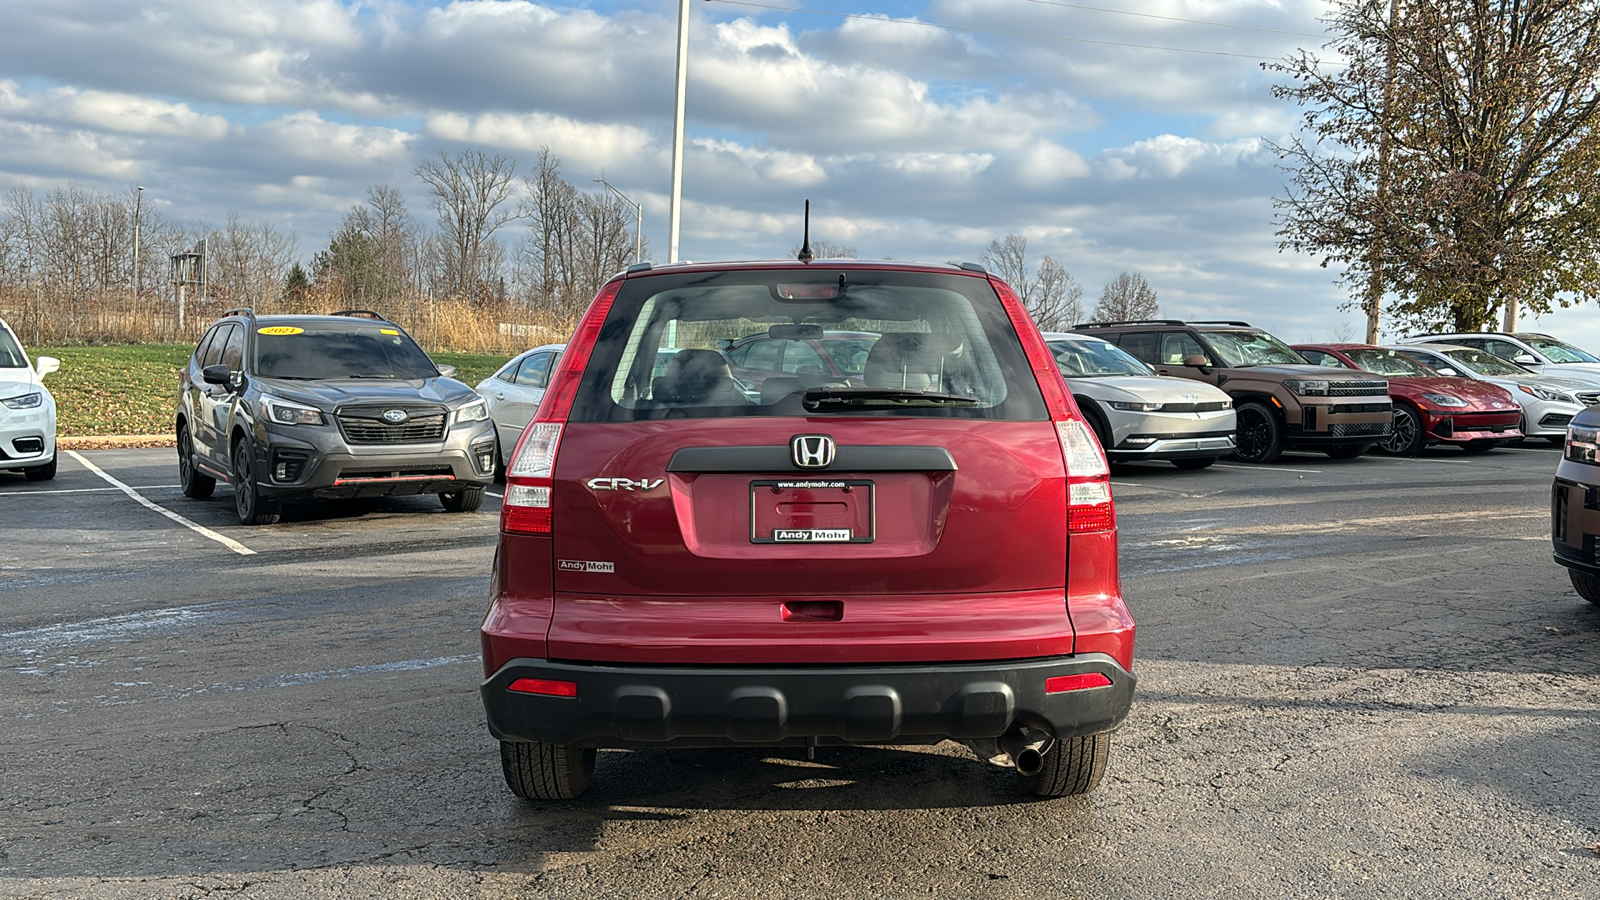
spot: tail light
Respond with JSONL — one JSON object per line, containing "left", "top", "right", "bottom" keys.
{"left": 499, "top": 279, "right": 624, "bottom": 535}
{"left": 988, "top": 276, "right": 1116, "bottom": 535}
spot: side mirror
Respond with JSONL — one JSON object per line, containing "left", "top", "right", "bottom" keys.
{"left": 436, "top": 364, "right": 458, "bottom": 379}
{"left": 202, "top": 364, "right": 231, "bottom": 386}
{"left": 1182, "top": 354, "right": 1209, "bottom": 367}
{"left": 1513, "top": 354, "right": 1538, "bottom": 365}
{"left": 1436, "top": 367, "right": 1458, "bottom": 377}
{"left": 34, "top": 356, "right": 59, "bottom": 378}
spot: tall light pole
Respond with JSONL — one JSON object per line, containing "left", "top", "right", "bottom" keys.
{"left": 133, "top": 186, "right": 144, "bottom": 304}
{"left": 594, "top": 177, "right": 643, "bottom": 264}
{"left": 669, "top": 0, "right": 691, "bottom": 262}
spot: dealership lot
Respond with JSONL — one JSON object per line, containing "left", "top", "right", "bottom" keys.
{"left": 2, "top": 446, "right": 1597, "bottom": 898}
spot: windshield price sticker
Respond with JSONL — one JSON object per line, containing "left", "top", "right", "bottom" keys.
{"left": 257, "top": 326, "right": 304, "bottom": 335}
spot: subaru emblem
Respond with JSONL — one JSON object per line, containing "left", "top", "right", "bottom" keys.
{"left": 791, "top": 434, "right": 836, "bottom": 469}
{"left": 382, "top": 409, "right": 408, "bottom": 424}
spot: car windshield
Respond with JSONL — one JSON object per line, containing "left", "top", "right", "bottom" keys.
{"left": 1439, "top": 346, "right": 1527, "bottom": 376}
{"left": 1048, "top": 338, "right": 1152, "bottom": 378}
{"left": 1200, "top": 330, "right": 1306, "bottom": 367}
{"left": 1342, "top": 348, "right": 1437, "bottom": 377}
{"left": 253, "top": 322, "right": 438, "bottom": 379}
{"left": 1523, "top": 336, "right": 1600, "bottom": 364}
{"left": 0, "top": 327, "right": 25, "bottom": 369}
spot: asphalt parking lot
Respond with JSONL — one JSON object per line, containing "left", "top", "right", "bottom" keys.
{"left": 2, "top": 444, "right": 1597, "bottom": 898}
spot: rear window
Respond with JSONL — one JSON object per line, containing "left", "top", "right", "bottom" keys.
{"left": 567, "top": 268, "right": 1048, "bottom": 421}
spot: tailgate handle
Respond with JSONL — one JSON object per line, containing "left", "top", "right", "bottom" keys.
{"left": 781, "top": 600, "right": 843, "bottom": 622}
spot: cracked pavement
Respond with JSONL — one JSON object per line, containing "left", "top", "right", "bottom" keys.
{"left": 1, "top": 445, "right": 1597, "bottom": 898}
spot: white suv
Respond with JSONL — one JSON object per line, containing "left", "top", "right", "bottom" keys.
{"left": 0, "top": 317, "right": 60, "bottom": 481}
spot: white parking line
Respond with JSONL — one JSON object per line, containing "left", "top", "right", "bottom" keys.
{"left": 64, "top": 451, "right": 255, "bottom": 556}
{"left": 0, "top": 486, "right": 177, "bottom": 495}
{"left": 1212, "top": 463, "right": 1325, "bottom": 474}
{"left": 486, "top": 490, "right": 503, "bottom": 498}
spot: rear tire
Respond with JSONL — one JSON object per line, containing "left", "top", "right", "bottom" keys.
{"left": 440, "top": 485, "right": 485, "bottom": 512}
{"left": 178, "top": 423, "right": 215, "bottom": 499}
{"left": 23, "top": 451, "right": 56, "bottom": 481}
{"left": 1379, "top": 404, "right": 1423, "bottom": 456}
{"left": 1080, "top": 403, "right": 1115, "bottom": 453}
{"left": 1021, "top": 734, "right": 1111, "bottom": 797}
{"left": 1232, "top": 402, "right": 1283, "bottom": 464}
{"left": 500, "top": 740, "right": 595, "bottom": 800}
{"left": 232, "top": 439, "right": 281, "bottom": 526}
{"left": 1570, "top": 570, "right": 1600, "bottom": 605}
{"left": 1171, "top": 457, "right": 1217, "bottom": 470}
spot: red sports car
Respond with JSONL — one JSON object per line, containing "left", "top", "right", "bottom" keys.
{"left": 1293, "top": 343, "right": 1521, "bottom": 454}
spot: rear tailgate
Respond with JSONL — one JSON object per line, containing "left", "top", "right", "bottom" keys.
{"left": 545, "top": 418, "right": 1072, "bottom": 664}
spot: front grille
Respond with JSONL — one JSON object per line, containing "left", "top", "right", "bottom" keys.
{"left": 1328, "top": 380, "right": 1389, "bottom": 397}
{"left": 338, "top": 466, "right": 454, "bottom": 480}
{"left": 1328, "top": 421, "right": 1389, "bottom": 437}
{"left": 1446, "top": 413, "right": 1516, "bottom": 433}
{"left": 1158, "top": 401, "right": 1231, "bottom": 413}
{"left": 336, "top": 406, "right": 447, "bottom": 444}
{"left": 1576, "top": 390, "right": 1600, "bottom": 407}
{"left": 1329, "top": 403, "right": 1390, "bottom": 414}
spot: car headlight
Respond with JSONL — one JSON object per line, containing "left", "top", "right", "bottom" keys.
{"left": 1419, "top": 393, "right": 1469, "bottom": 408}
{"left": 1567, "top": 424, "right": 1599, "bottom": 464}
{"left": 1519, "top": 384, "right": 1576, "bottom": 404}
{"left": 1107, "top": 400, "right": 1163, "bottom": 412}
{"left": 1283, "top": 380, "right": 1330, "bottom": 396}
{"left": 454, "top": 399, "right": 490, "bottom": 425}
{"left": 1, "top": 392, "right": 42, "bottom": 409}
{"left": 260, "top": 395, "right": 326, "bottom": 426}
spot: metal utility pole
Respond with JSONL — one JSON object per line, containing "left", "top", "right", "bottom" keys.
{"left": 1364, "top": 0, "right": 1401, "bottom": 345}
{"left": 669, "top": 0, "right": 690, "bottom": 263}
{"left": 132, "top": 186, "right": 143, "bottom": 304}
{"left": 594, "top": 176, "right": 643, "bottom": 264}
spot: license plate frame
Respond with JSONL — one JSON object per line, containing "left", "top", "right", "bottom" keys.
{"left": 750, "top": 479, "right": 875, "bottom": 544}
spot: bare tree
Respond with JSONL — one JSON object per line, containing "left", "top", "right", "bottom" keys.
{"left": 516, "top": 148, "right": 647, "bottom": 315}
{"left": 1091, "top": 272, "right": 1159, "bottom": 322}
{"left": 979, "top": 234, "right": 1083, "bottom": 329}
{"left": 790, "top": 240, "right": 857, "bottom": 259}
{"left": 414, "top": 149, "right": 518, "bottom": 301}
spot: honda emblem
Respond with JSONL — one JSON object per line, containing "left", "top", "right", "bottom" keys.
{"left": 791, "top": 435, "right": 836, "bottom": 469}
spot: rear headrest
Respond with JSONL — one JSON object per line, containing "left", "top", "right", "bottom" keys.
{"left": 863, "top": 333, "right": 964, "bottom": 390}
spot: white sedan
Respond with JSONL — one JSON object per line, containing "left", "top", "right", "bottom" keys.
{"left": 1043, "top": 332, "right": 1236, "bottom": 470}
{"left": 475, "top": 343, "right": 565, "bottom": 473}
{"left": 0, "top": 316, "right": 60, "bottom": 481}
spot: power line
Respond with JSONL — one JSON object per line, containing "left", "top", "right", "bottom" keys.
{"left": 1025, "top": 0, "right": 1329, "bottom": 40}
{"left": 704, "top": 0, "right": 1287, "bottom": 61}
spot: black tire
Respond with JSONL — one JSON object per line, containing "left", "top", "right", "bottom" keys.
{"left": 1021, "top": 734, "right": 1111, "bottom": 797}
{"left": 500, "top": 740, "right": 595, "bottom": 800}
{"left": 1379, "top": 403, "right": 1424, "bottom": 456}
{"left": 1080, "top": 402, "right": 1114, "bottom": 453}
{"left": 1171, "top": 457, "right": 1217, "bottom": 470}
{"left": 440, "top": 485, "right": 486, "bottom": 512}
{"left": 232, "top": 439, "right": 281, "bottom": 526}
{"left": 493, "top": 437, "right": 507, "bottom": 484}
{"left": 1323, "top": 443, "right": 1370, "bottom": 460}
{"left": 1231, "top": 402, "right": 1284, "bottom": 464}
{"left": 177, "top": 423, "right": 215, "bottom": 499}
{"left": 1571, "top": 570, "right": 1600, "bottom": 605}
{"left": 1546, "top": 435, "right": 1566, "bottom": 447}
{"left": 23, "top": 451, "right": 57, "bottom": 481}
{"left": 1460, "top": 440, "right": 1501, "bottom": 454}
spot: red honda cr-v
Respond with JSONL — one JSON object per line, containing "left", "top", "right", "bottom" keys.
{"left": 480, "top": 260, "right": 1135, "bottom": 799}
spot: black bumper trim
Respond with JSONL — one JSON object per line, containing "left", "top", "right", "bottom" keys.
{"left": 482, "top": 654, "right": 1136, "bottom": 748}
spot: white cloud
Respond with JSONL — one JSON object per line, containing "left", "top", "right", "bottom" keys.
{"left": 426, "top": 112, "right": 653, "bottom": 167}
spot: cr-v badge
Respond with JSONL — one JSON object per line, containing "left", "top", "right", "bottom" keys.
{"left": 586, "top": 477, "right": 664, "bottom": 491}
{"left": 791, "top": 435, "right": 836, "bottom": 468}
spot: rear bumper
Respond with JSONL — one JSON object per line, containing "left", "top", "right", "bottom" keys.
{"left": 482, "top": 653, "right": 1135, "bottom": 749}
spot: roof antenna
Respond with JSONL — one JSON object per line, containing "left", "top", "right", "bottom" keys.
{"left": 797, "top": 199, "right": 813, "bottom": 262}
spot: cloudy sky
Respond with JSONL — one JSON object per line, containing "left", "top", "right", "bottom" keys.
{"left": 4, "top": 0, "right": 1597, "bottom": 347}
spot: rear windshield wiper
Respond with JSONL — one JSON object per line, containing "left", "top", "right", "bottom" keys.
{"left": 802, "top": 387, "right": 978, "bottom": 409}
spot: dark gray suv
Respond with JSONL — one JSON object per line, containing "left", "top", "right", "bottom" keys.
{"left": 175, "top": 309, "right": 497, "bottom": 524}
